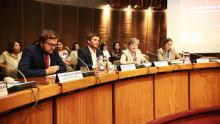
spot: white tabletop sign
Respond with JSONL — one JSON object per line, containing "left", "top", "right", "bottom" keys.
{"left": 57, "top": 71, "right": 83, "bottom": 83}
{"left": 196, "top": 58, "right": 209, "bottom": 63}
{"left": 0, "top": 82, "right": 8, "bottom": 97}
{"left": 120, "top": 64, "right": 136, "bottom": 71}
{"left": 154, "top": 61, "right": 169, "bottom": 67}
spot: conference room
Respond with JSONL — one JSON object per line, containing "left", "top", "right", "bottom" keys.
{"left": 0, "top": 0, "right": 220, "bottom": 124}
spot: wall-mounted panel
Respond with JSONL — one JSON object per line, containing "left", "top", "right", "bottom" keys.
{"left": 0, "top": 0, "right": 22, "bottom": 52}
{"left": 44, "top": 3, "right": 60, "bottom": 35}
{"left": 77, "top": 7, "right": 92, "bottom": 47}
{"left": 61, "top": 5, "right": 77, "bottom": 48}
{"left": 23, "top": 0, "right": 42, "bottom": 47}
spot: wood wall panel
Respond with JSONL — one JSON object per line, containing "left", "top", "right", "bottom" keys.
{"left": 0, "top": 99, "right": 53, "bottom": 124}
{"left": 44, "top": 3, "right": 60, "bottom": 36}
{"left": 77, "top": 7, "right": 93, "bottom": 47}
{"left": 23, "top": 0, "right": 42, "bottom": 47}
{"left": 190, "top": 69, "right": 220, "bottom": 109}
{"left": 134, "top": 11, "right": 147, "bottom": 52}
{"left": 154, "top": 71, "right": 189, "bottom": 119}
{"left": 0, "top": 0, "right": 166, "bottom": 55}
{"left": 60, "top": 5, "right": 77, "bottom": 47}
{"left": 114, "top": 76, "right": 154, "bottom": 124}
{"left": 109, "top": 10, "right": 121, "bottom": 47}
{"left": 55, "top": 84, "right": 112, "bottom": 124}
{"left": 120, "top": 11, "right": 135, "bottom": 45}
{"left": 159, "top": 11, "right": 167, "bottom": 46}
{"left": 0, "top": 0, "right": 22, "bottom": 51}
{"left": 146, "top": 11, "right": 161, "bottom": 52}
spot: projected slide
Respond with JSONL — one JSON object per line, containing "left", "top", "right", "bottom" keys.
{"left": 167, "top": 0, "right": 220, "bottom": 53}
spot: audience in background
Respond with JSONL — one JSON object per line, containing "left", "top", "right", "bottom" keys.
{"left": 100, "top": 42, "right": 111, "bottom": 63}
{"left": 77, "top": 34, "right": 103, "bottom": 70}
{"left": 0, "top": 40, "right": 22, "bottom": 78}
{"left": 70, "top": 42, "right": 80, "bottom": 69}
{"left": 157, "top": 38, "right": 181, "bottom": 61}
{"left": 57, "top": 40, "right": 73, "bottom": 72}
{"left": 109, "top": 42, "right": 122, "bottom": 65}
{"left": 120, "top": 38, "right": 148, "bottom": 65}
{"left": 18, "top": 29, "right": 66, "bottom": 77}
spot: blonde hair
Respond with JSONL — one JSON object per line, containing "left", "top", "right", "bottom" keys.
{"left": 128, "top": 38, "right": 139, "bottom": 45}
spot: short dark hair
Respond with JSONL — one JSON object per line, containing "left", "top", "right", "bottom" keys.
{"left": 38, "top": 29, "right": 58, "bottom": 43}
{"left": 162, "top": 38, "right": 173, "bottom": 46}
{"left": 7, "top": 40, "right": 22, "bottom": 54}
{"left": 86, "top": 34, "right": 99, "bottom": 41}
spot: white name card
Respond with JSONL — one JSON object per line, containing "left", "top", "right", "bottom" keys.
{"left": 170, "top": 60, "right": 183, "bottom": 64}
{"left": 143, "top": 62, "right": 152, "bottom": 67}
{"left": 196, "top": 58, "right": 209, "bottom": 63}
{"left": 0, "top": 82, "right": 8, "bottom": 97}
{"left": 154, "top": 61, "right": 169, "bottom": 67}
{"left": 120, "top": 64, "right": 136, "bottom": 71}
{"left": 57, "top": 71, "right": 83, "bottom": 83}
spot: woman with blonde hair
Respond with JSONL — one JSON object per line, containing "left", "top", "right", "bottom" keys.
{"left": 120, "top": 38, "right": 148, "bottom": 64}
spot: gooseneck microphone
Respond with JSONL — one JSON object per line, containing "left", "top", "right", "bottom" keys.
{"left": 77, "top": 57, "right": 89, "bottom": 71}
{"left": 146, "top": 51, "right": 158, "bottom": 57}
{"left": 65, "top": 46, "right": 71, "bottom": 52}
{"left": 182, "top": 51, "right": 204, "bottom": 58}
{"left": 0, "top": 55, "right": 27, "bottom": 83}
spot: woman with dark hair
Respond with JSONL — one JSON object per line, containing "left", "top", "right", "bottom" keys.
{"left": 109, "top": 42, "right": 122, "bottom": 64}
{"left": 70, "top": 42, "right": 80, "bottom": 69}
{"left": 157, "top": 38, "right": 181, "bottom": 61}
{"left": 0, "top": 40, "right": 22, "bottom": 78}
{"left": 100, "top": 42, "right": 111, "bottom": 62}
{"left": 57, "top": 40, "right": 73, "bottom": 71}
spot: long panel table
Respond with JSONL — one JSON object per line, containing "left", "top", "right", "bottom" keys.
{"left": 0, "top": 62, "right": 220, "bottom": 124}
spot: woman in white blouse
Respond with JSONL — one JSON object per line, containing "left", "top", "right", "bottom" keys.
{"left": 120, "top": 38, "right": 148, "bottom": 65}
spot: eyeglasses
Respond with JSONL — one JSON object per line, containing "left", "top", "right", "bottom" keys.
{"left": 45, "top": 42, "right": 57, "bottom": 48}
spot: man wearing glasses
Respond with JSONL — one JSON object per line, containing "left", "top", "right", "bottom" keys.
{"left": 18, "top": 29, "right": 66, "bottom": 77}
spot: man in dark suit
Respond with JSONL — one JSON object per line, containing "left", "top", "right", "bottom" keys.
{"left": 77, "top": 34, "right": 103, "bottom": 70}
{"left": 18, "top": 29, "right": 66, "bottom": 77}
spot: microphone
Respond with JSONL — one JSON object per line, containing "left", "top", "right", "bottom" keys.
{"left": 146, "top": 51, "right": 158, "bottom": 57}
{"left": 146, "top": 51, "right": 159, "bottom": 61}
{"left": 182, "top": 51, "right": 203, "bottom": 58}
{"left": 65, "top": 46, "right": 71, "bottom": 53}
{"left": 77, "top": 57, "right": 96, "bottom": 77}
{"left": 0, "top": 54, "right": 37, "bottom": 94}
{"left": 77, "top": 57, "right": 89, "bottom": 71}
{"left": 0, "top": 55, "right": 27, "bottom": 83}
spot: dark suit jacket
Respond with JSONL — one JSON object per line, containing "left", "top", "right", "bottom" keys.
{"left": 77, "top": 47, "right": 103, "bottom": 70}
{"left": 18, "top": 44, "right": 66, "bottom": 77}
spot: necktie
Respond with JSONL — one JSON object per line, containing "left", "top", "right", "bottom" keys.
{"left": 44, "top": 55, "right": 49, "bottom": 69}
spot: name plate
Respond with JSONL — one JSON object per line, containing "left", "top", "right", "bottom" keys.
{"left": 143, "top": 62, "right": 152, "bottom": 67}
{"left": 120, "top": 64, "right": 136, "bottom": 71}
{"left": 196, "top": 58, "right": 209, "bottom": 63}
{"left": 57, "top": 71, "right": 83, "bottom": 83}
{"left": 0, "top": 82, "right": 8, "bottom": 97}
{"left": 154, "top": 61, "right": 169, "bottom": 67}
{"left": 170, "top": 60, "right": 183, "bottom": 64}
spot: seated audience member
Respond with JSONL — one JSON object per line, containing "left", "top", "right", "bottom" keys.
{"left": 57, "top": 40, "right": 73, "bottom": 71}
{"left": 157, "top": 38, "right": 181, "bottom": 61}
{"left": 77, "top": 34, "right": 103, "bottom": 70}
{"left": 70, "top": 42, "right": 80, "bottom": 69}
{"left": 0, "top": 40, "right": 22, "bottom": 78}
{"left": 100, "top": 42, "right": 111, "bottom": 63}
{"left": 18, "top": 29, "right": 66, "bottom": 77}
{"left": 109, "top": 42, "right": 122, "bottom": 64}
{"left": 120, "top": 38, "right": 148, "bottom": 65}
